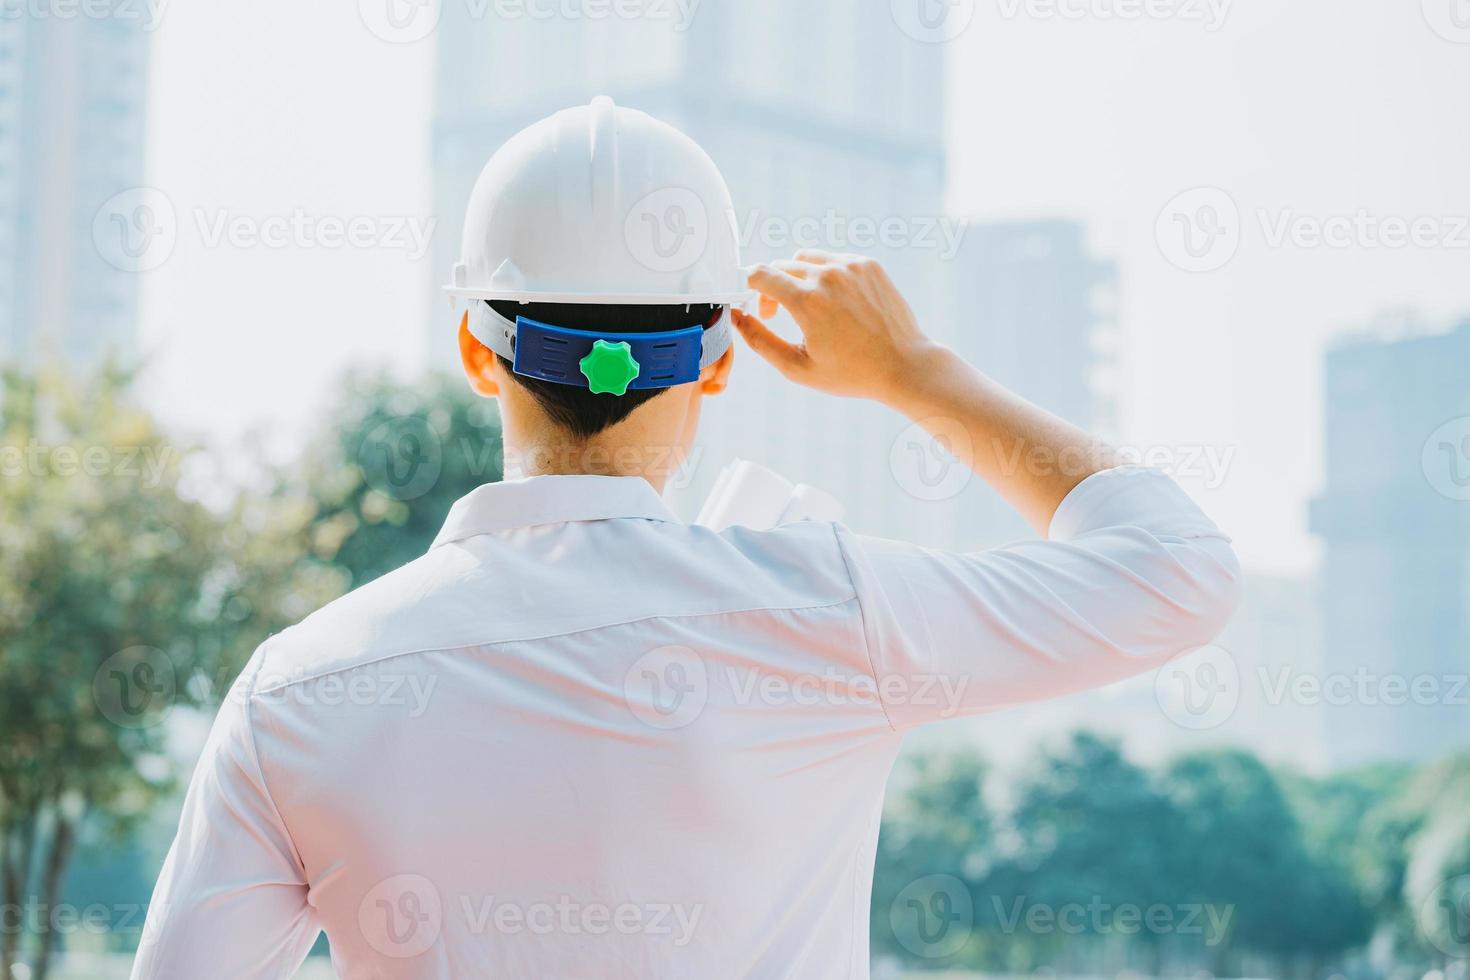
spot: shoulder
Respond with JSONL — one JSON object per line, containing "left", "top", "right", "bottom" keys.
{"left": 247, "top": 544, "right": 481, "bottom": 695}
{"left": 689, "top": 519, "right": 857, "bottom": 606}
{"left": 243, "top": 517, "right": 861, "bottom": 696}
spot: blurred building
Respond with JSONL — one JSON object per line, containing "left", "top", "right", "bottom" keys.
{"left": 938, "top": 220, "right": 1119, "bottom": 546}
{"left": 0, "top": 12, "right": 150, "bottom": 363}
{"left": 1310, "top": 318, "right": 1470, "bottom": 765}
{"left": 429, "top": 3, "right": 1113, "bottom": 547}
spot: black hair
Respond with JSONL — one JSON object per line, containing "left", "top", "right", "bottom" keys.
{"left": 490, "top": 300, "right": 722, "bottom": 440}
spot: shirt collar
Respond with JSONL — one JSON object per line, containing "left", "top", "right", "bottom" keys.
{"left": 430, "top": 475, "right": 680, "bottom": 549}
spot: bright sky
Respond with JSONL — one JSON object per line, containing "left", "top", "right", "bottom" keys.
{"left": 139, "top": 0, "right": 1470, "bottom": 577}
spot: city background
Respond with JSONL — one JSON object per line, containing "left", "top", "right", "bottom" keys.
{"left": 3, "top": 0, "right": 1469, "bottom": 976}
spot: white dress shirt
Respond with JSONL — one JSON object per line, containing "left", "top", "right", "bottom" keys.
{"left": 132, "top": 466, "right": 1239, "bottom": 979}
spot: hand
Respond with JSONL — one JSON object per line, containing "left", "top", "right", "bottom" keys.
{"left": 734, "top": 250, "right": 943, "bottom": 404}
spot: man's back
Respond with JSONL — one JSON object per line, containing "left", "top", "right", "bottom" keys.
{"left": 135, "top": 468, "right": 1239, "bottom": 978}
{"left": 256, "top": 477, "right": 892, "bottom": 977}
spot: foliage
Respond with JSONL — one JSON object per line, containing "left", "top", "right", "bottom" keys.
{"left": 0, "top": 364, "right": 501, "bottom": 975}
{"left": 0, "top": 362, "right": 337, "bottom": 978}
{"left": 1394, "top": 754, "right": 1470, "bottom": 964}
{"left": 287, "top": 369, "right": 502, "bottom": 588}
{"left": 870, "top": 735, "right": 1457, "bottom": 978}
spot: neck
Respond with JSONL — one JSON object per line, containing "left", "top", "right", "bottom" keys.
{"left": 502, "top": 423, "right": 700, "bottom": 492}
{"left": 496, "top": 389, "right": 699, "bottom": 493}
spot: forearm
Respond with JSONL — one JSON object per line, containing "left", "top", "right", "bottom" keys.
{"left": 737, "top": 252, "right": 1115, "bottom": 532}
{"left": 882, "top": 345, "right": 1114, "bottom": 535}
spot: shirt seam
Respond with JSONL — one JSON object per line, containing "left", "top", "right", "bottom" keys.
{"left": 832, "top": 524, "right": 900, "bottom": 733}
{"left": 252, "top": 593, "right": 861, "bottom": 696}
{"left": 243, "top": 639, "right": 311, "bottom": 874}
{"left": 433, "top": 512, "right": 676, "bottom": 548}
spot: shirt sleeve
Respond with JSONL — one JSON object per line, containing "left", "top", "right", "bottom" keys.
{"left": 131, "top": 645, "right": 319, "bottom": 980}
{"left": 836, "top": 466, "right": 1243, "bottom": 730}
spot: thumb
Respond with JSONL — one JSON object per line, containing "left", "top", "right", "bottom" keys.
{"left": 731, "top": 309, "right": 806, "bottom": 379}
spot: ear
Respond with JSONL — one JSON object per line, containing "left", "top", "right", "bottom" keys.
{"left": 699, "top": 342, "right": 734, "bottom": 396}
{"left": 458, "top": 311, "right": 500, "bottom": 397}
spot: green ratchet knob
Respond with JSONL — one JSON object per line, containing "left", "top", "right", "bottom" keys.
{"left": 579, "top": 339, "right": 641, "bottom": 396}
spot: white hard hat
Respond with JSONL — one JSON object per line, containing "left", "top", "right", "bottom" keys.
{"left": 447, "top": 96, "right": 747, "bottom": 392}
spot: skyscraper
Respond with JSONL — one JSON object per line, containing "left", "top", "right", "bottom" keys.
{"left": 0, "top": 12, "right": 150, "bottom": 363}
{"left": 938, "top": 220, "right": 1119, "bottom": 546}
{"left": 1310, "top": 318, "right": 1470, "bottom": 764}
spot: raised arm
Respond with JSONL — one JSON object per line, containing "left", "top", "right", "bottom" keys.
{"left": 736, "top": 249, "right": 1114, "bottom": 534}
{"left": 736, "top": 250, "right": 1241, "bottom": 728}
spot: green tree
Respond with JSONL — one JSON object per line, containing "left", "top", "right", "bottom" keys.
{"left": 0, "top": 363, "right": 337, "bottom": 979}
{"left": 872, "top": 749, "right": 991, "bottom": 967}
{"left": 1162, "top": 749, "right": 1371, "bottom": 976}
{"left": 1281, "top": 762, "right": 1408, "bottom": 969}
{"left": 987, "top": 733, "right": 1178, "bottom": 975}
{"left": 1393, "top": 753, "right": 1470, "bottom": 968}
{"left": 288, "top": 370, "right": 503, "bottom": 588}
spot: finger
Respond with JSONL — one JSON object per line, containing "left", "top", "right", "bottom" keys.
{"left": 767, "top": 259, "right": 825, "bottom": 280}
{"left": 731, "top": 309, "right": 806, "bottom": 378}
{"left": 793, "top": 248, "right": 836, "bottom": 265}
{"left": 759, "top": 293, "right": 780, "bottom": 320}
{"left": 746, "top": 263, "right": 810, "bottom": 308}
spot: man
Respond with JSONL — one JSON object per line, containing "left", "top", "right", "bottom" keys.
{"left": 133, "top": 98, "right": 1239, "bottom": 979}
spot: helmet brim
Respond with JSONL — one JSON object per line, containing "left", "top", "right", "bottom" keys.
{"left": 444, "top": 285, "right": 753, "bottom": 307}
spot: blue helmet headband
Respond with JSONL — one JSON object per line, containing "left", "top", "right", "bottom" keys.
{"left": 465, "top": 302, "right": 734, "bottom": 397}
